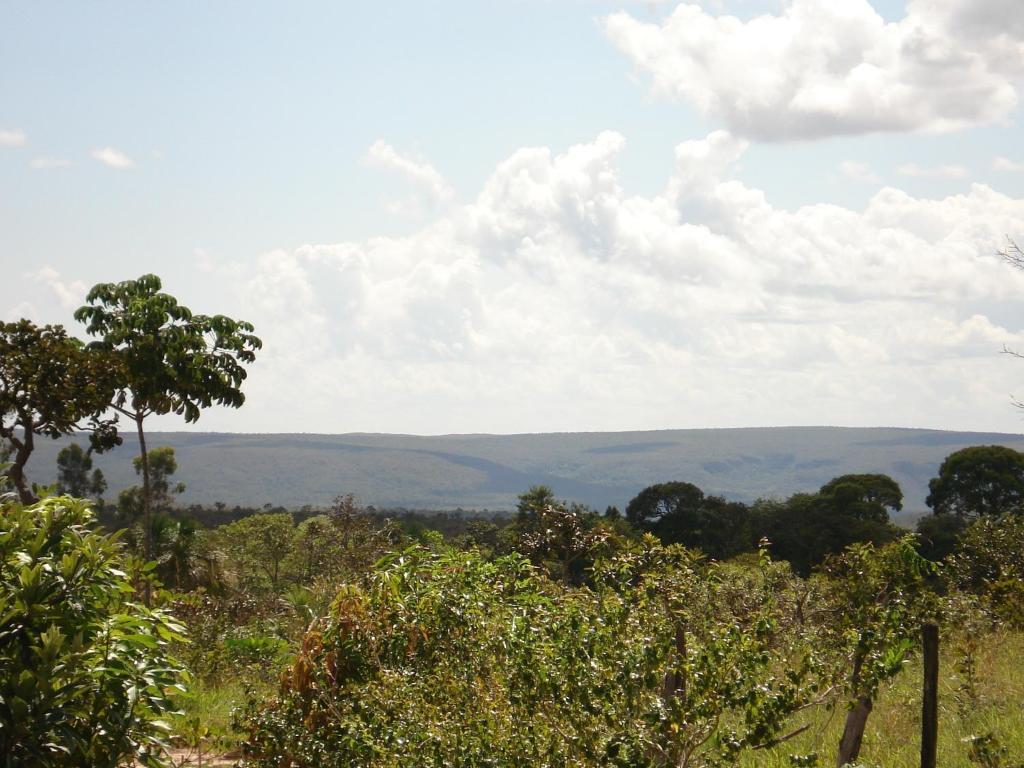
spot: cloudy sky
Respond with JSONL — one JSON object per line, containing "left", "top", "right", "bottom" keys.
{"left": 2, "top": 0, "right": 1024, "bottom": 435}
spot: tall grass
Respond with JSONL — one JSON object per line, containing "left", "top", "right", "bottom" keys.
{"left": 746, "top": 629, "right": 1024, "bottom": 767}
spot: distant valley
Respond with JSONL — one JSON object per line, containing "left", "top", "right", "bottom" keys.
{"left": 25, "top": 426, "right": 1024, "bottom": 523}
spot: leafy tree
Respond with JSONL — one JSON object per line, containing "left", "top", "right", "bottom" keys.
{"left": 134, "top": 445, "right": 185, "bottom": 511}
{"left": 812, "top": 537, "right": 937, "bottom": 766}
{"left": 0, "top": 494, "right": 186, "bottom": 767}
{"left": 818, "top": 472, "right": 902, "bottom": 522}
{"left": 0, "top": 320, "right": 119, "bottom": 504}
{"left": 515, "top": 484, "right": 558, "bottom": 521}
{"left": 751, "top": 475, "right": 902, "bottom": 575}
{"left": 625, "top": 481, "right": 750, "bottom": 559}
{"left": 213, "top": 512, "right": 295, "bottom": 591}
{"left": 926, "top": 445, "right": 1024, "bottom": 518}
{"left": 948, "top": 515, "right": 1024, "bottom": 627}
{"left": 914, "top": 513, "right": 968, "bottom": 561}
{"left": 117, "top": 446, "right": 187, "bottom": 567}
{"left": 75, "top": 275, "right": 261, "bottom": 561}
{"left": 508, "top": 486, "right": 617, "bottom": 584}
{"left": 55, "top": 443, "right": 107, "bottom": 501}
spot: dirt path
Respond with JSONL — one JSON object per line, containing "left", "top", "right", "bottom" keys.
{"left": 154, "top": 748, "right": 241, "bottom": 767}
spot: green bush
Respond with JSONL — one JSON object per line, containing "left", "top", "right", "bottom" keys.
{"left": 239, "top": 543, "right": 822, "bottom": 768}
{"left": 949, "top": 515, "right": 1024, "bottom": 627}
{"left": 0, "top": 495, "right": 187, "bottom": 767}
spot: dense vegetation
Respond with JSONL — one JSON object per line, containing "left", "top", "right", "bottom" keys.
{"left": 2, "top": 275, "right": 1024, "bottom": 766}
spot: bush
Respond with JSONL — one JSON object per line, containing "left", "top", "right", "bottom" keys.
{"left": 949, "top": 515, "right": 1024, "bottom": 627}
{"left": 0, "top": 495, "right": 187, "bottom": 767}
{"left": 239, "top": 543, "right": 821, "bottom": 768}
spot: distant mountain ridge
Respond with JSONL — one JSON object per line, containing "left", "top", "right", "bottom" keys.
{"left": 25, "top": 427, "right": 1024, "bottom": 521}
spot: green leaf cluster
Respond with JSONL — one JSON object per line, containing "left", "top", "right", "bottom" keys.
{"left": 0, "top": 495, "right": 187, "bottom": 767}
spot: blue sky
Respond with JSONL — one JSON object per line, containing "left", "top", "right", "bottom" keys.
{"left": 3, "top": 0, "right": 1024, "bottom": 434}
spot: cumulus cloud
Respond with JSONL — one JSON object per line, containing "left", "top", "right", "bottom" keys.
{"left": 214, "top": 131, "right": 1024, "bottom": 434}
{"left": 91, "top": 147, "right": 134, "bottom": 169}
{"left": 839, "top": 161, "right": 881, "bottom": 185}
{"left": 29, "top": 267, "right": 86, "bottom": 311}
{"left": 365, "top": 140, "right": 454, "bottom": 214}
{"left": 605, "top": 0, "right": 1024, "bottom": 140}
{"left": 30, "top": 156, "right": 71, "bottom": 169}
{"left": 0, "top": 130, "right": 26, "bottom": 147}
{"left": 897, "top": 163, "right": 970, "bottom": 179}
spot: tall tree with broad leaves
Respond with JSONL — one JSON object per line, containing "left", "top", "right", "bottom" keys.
{"left": 74, "top": 275, "right": 261, "bottom": 563}
{"left": 0, "top": 320, "right": 120, "bottom": 504}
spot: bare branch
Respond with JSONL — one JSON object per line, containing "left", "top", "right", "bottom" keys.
{"left": 998, "top": 237, "right": 1024, "bottom": 270}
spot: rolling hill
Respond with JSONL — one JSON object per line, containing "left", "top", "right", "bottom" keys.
{"left": 20, "top": 426, "right": 1024, "bottom": 522}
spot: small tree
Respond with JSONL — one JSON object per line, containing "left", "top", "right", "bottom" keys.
{"left": 214, "top": 512, "right": 296, "bottom": 591}
{"left": 0, "top": 320, "right": 119, "bottom": 504}
{"left": 75, "top": 275, "right": 260, "bottom": 561}
{"left": 56, "top": 443, "right": 107, "bottom": 501}
{"left": 813, "top": 537, "right": 937, "bottom": 766}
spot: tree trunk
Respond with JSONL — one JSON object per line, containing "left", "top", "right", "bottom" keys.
{"left": 659, "top": 623, "right": 688, "bottom": 765}
{"left": 135, "top": 414, "right": 153, "bottom": 606}
{"left": 135, "top": 414, "right": 151, "bottom": 559}
{"left": 836, "top": 650, "right": 874, "bottom": 766}
{"left": 837, "top": 694, "right": 872, "bottom": 766}
{"left": 7, "top": 421, "right": 37, "bottom": 505}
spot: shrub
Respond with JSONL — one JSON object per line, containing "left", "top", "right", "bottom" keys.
{"left": 949, "top": 515, "right": 1024, "bottom": 627}
{"left": 0, "top": 495, "right": 187, "bottom": 767}
{"left": 239, "top": 543, "right": 821, "bottom": 767}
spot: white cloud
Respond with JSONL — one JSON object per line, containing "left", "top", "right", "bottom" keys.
{"left": 30, "top": 156, "right": 71, "bottom": 170}
{"left": 839, "top": 161, "right": 880, "bottom": 184}
{"left": 897, "top": 163, "right": 970, "bottom": 179}
{"left": 605, "top": 0, "right": 1024, "bottom": 140}
{"left": 365, "top": 140, "right": 454, "bottom": 214}
{"left": 28, "top": 267, "right": 86, "bottom": 311}
{"left": 91, "top": 146, "right": 134, "bottom": 169}
{"left": 994, "top": 156, "right": 1024, "bottom": 172}
{"left": 0, "top": 130, "right": 27, "bottom": 147}
{"left": 215, "top": 131, "right": 1024, "bottom": 434}
{"left": 4, "top": 302, "right": 37, "bottom": 322}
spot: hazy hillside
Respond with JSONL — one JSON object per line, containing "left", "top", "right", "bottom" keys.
{"left": 21, "top": 427, "right": 1024, "bottom": 520}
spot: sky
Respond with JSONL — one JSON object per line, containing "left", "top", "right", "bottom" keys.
{"left": 2, "top": 0, "right": 1024, "bottom": 436}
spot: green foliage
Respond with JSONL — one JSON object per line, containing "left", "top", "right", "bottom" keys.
{"left": 914, "top": 512, "right": 968, "bottom": 561}
{"left": 0, "top": 320, "right": 119, "bottom": 504}
{"left": 965, "top": 733, "right": 1024, "bottom": 768}
{"left": 240, "top": 542, "right": 822, "bottom": 768}
{"left": 132, "top": 446, "right": 185, "bottom": 510}
{"left": 927, "top": 445, "right": 1024, "bottom": 518}
{"left": 625, "top": 481, "right": 751, "bottom": 560}
{"left": 750, "top": 474, "right": 903, "bottom": 575}
{"left": 55, "top": 443, "right": 107, "bottom": 501}
{"left": 213, "top": 512, "right": 296, "bottom": 591}
{"left": 817, "top": 473, "right": 902, "bottom": 522}
{"left": 949, "top": 515, "right": 1024, "bottom": 627}
{"left": 74, "top": 274, "right": 262, "bottom": 426}
{"left": 816, "top": 537, "right": 937, "bottom": 699}
{"left": 0, "top": 495, "right": 187, "bottom": 767}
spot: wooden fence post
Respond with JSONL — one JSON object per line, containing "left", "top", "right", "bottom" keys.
{"left": 921, "top": 622, "right": 939, "bottom": 768}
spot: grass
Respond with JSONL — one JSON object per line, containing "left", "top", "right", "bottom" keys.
{"left": 745, "top": 629, "right": 1024, "bottom": 767}
{"left": 171, "top": 676, "right": 273, "bottom": 759}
